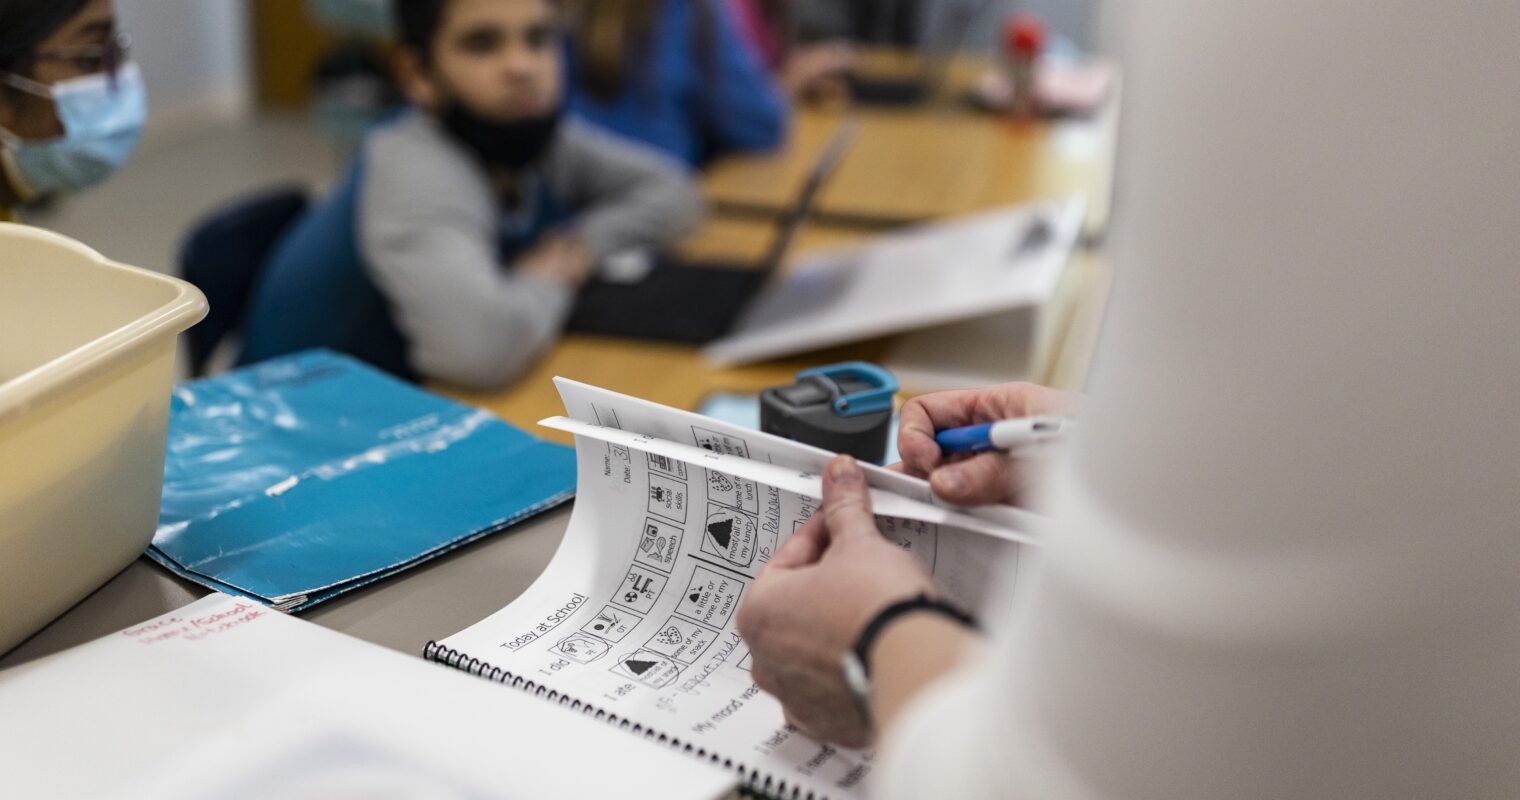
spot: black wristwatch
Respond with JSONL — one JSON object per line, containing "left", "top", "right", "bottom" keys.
{"left": 838, "top": 594, "right": 978, "bottom": 728}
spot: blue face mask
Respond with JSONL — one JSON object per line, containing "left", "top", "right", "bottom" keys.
{"left": 0, "top": 62, "right": 147, "bottom": 196}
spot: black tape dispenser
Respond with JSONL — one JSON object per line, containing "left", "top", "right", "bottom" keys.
{"left": 759, "top": 362, "right": 898, "bottom": 464}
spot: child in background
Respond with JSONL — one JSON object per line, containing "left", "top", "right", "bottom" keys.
{"left": 564, "top": 0, "right": 786, "bottom": 166}
{"left": 728, "top": 0, "right": 855, "bottom": 102}
{"left": 239, "top": 0, "right": 702, "bottom": 389}
{"left": 0, "top": 0, "right": 143, "bottom": 222}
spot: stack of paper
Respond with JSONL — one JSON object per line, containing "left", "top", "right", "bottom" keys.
{"left": 704, "top": 196, "right": 1086, "bottom": 384}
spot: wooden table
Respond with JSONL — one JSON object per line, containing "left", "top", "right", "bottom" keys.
{"left": 445, "top": 51, "right": 1120, "bottom": 443}
{"left": 438, "top": 219, "right": 1111, "bottom": 443}
{"left": 441, "top": 221, "right": 889, "bottom": 444}
{"left": 703, "top": 53, "right": 1119, "bottom": 231}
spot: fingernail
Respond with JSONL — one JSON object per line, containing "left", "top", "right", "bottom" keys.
{"left": 827, "top": 456, "right": 861, "bottom": 484}
{"left": 934, "top": 468, "right": 964, "bottom": 496}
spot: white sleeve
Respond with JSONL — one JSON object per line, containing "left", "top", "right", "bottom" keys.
{"left": 872, "top": 1, "right": 1520, "bottom": 797}
{"left": 873, "top": 660, "right": 1026, "bottom": 800}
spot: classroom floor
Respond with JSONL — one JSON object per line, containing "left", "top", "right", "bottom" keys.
{"left": 27, "top": 113, "right": 342, "bottom": 280}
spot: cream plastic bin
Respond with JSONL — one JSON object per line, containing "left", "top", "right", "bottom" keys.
{"left": 1, "top": 223, "right": 207, "bottom": 654}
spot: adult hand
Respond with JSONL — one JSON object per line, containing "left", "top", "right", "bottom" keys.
{"left": 736, "top": 456, "right": 935, "bottom": 748}
{"left": 897, "top": 383, "right": 1080, "bottom": 506}
{"left": 515, "top": 233, "right": 594, "bottom": 287}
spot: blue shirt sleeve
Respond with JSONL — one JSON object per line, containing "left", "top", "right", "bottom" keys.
{"left": 700, "top": 0, "right": 789, "bottom": 156}
{"left": 564, "top": 0, "right": 789, "bottom": 165}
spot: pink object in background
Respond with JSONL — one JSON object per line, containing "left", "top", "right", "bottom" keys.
{"left": 972, "top": 59, "right": 1116, "bottom": 118}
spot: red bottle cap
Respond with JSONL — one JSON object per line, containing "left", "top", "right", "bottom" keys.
{"left": 1005, "top": 14, "right": 1047, "bottom": 57}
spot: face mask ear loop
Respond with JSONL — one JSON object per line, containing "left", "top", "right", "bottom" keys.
{"left": 0, "top": 98, "right": 32, "bottom": 181}
{"left": 0, "top": 136, "right": 40, "bottom": 202}
{"left": 0, "top": 71, "right": 54, "bottom": 99}
{"left": 0, "top": 74, "right": 52, "bottom": 161}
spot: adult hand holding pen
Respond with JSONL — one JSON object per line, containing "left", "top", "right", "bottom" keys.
{"left": 896, "top": 383, "right": 1080, "bottom": 506}
{"left": 739, "top": 384, "right": 1078, "bottom": 749}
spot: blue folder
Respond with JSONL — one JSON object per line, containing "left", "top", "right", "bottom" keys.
{"left": 149, "top": 350, "right": 576, "bottom": 611}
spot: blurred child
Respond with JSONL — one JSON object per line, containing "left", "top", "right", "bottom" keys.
{"left": 728, "top": 0, "right": 855, "bottom": 102}
{"left": 239, "top": 0, "right": 702, "bottom": 389}
{"left": 564, "top": 0, "right": 786, "bottom": 166}
{"left": 0, "top": 0, "right": 142, "bottom": 221}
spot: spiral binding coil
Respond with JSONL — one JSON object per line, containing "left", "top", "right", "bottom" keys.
{"left": 423, "top": 641, "right": 823, "bottom": 800}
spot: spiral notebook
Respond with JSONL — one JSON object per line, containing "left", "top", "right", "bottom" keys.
{"left": 425, "top": 378, "right": 1041, "bottom": 799}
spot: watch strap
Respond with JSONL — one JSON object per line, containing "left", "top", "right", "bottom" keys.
{"left": 851, "top": 593, "right": 977, "bottom": 680}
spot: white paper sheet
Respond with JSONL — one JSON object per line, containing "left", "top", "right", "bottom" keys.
{"left": 432, "top": 379, "right": 1034, "bottom": 799}
{"left": 704, "top": 196, "right": 1087, "bottom": 366}
{"left": 0, "top": 593, "right": 735, "bottom": 800}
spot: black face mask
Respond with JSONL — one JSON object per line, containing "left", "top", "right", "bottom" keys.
{"left": 440, "top": 101, "right": 563, "bottom": 171}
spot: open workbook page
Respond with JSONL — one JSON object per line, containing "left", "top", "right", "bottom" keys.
{"left": 428, "top": 379, "right": 1035, "bottom": 799}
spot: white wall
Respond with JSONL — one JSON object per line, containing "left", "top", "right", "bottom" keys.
{"left": 1022, "top": 0, "right": 1094, "bottom": 49}
{"left": 116, "top": 0, "right": 253, "bottom": 144}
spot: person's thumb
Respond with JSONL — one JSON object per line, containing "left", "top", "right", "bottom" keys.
{"left": 929, "top": 452, "right": 1018, "bottom": 506}
{"left": 821, "top": 456, "right": 877, "bottom": 543}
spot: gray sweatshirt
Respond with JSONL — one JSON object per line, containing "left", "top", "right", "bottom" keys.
{"left": 358, "top": 112, "right": 703, "bottom": 389}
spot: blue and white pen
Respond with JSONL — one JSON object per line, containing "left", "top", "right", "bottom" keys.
{"left": 934, "top": 416, "right": 1075, "bottom": 455}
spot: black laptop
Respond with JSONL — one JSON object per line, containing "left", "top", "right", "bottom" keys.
{"left": 846, "top": 0, "right": 990, "bottom": 108}
{"left": 564, "top": 121, "right": 860, "bottom": 344}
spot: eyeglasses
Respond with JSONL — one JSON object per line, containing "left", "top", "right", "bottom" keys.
{"left": 29, "top": 33, "right": 132, "bottom": 83}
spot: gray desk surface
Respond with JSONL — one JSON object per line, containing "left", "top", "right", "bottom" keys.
{"left": 0, "top": 506, "right": 572, "bottom": 670}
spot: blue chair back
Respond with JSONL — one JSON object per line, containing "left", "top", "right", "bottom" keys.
{"left": 234, "top": 165, "right": 419, "bottom": 380}
{"left": 179, "top": 187, "right": 309, "bottom": 375}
